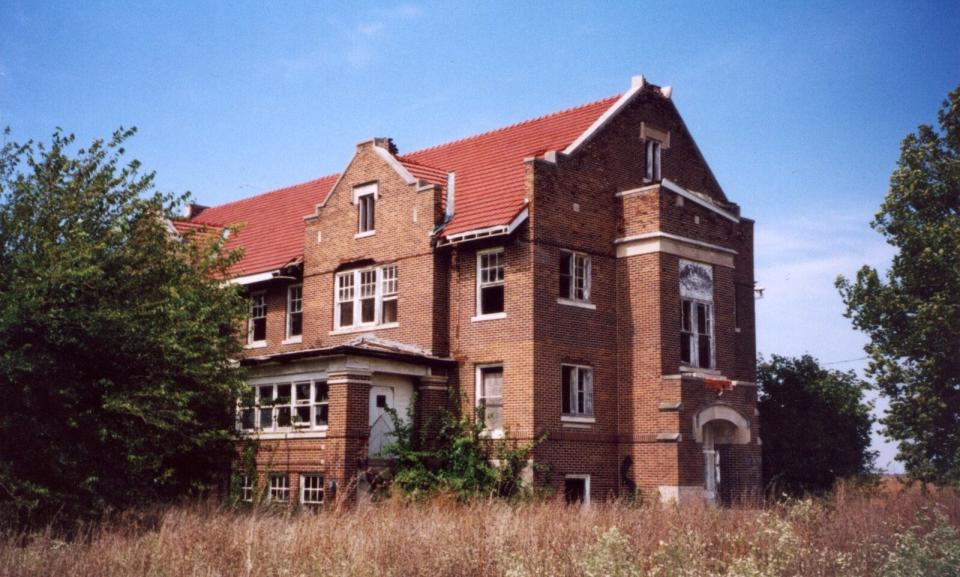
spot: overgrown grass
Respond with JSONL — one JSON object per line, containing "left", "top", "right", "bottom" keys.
{"left": 1, "top": 485, "right": 958, "bottom": 577}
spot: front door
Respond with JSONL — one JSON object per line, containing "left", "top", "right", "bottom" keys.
{"left": 368, "top": 386, "right": 395, "bottom": 457}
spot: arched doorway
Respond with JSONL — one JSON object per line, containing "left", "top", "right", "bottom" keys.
{"left": 694, "top": 405, "right": 751, "bottom": 503}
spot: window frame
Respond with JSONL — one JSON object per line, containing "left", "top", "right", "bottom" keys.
{"left": 559, "top": 250, "right": 592, "bottom": 304}
{"left": 240, "top": 474, "right": 254, "bottom": 503}
{"left": 475, "top": 247, "right": 506, "bottom": 320}
{"left": 680, "top": 298, "right": 714, "bottom": 369}
{"left": 561, "top": 364, "right": 595, "bottom": 420}
{"left": 564, "top": 474, "right": 591, "bottom": 507}
{"left": 247, "top": 290, "right": 267, "bottom": 346}
{"left": 354, "top": 183, "right": 377, "bottom": 237}
{"left": 300, "top": 474, "right": 325, "bottom": 508}
{"left": 285, "top": 284, "right": 303, "bottom": 342}
{"left": 475, "top": 364, "right": 504, "bottom": 437}
{"left": 238, "top": 379, "right": 329, "bottom": 434}
{"left": 268, "top": 474, "right": 289, "bottom": 503}
{"left": 333, "top": 264, "right": 399, "bottom": 331}
{"left": 645, "top": 138, "right": 662, "bottom": 181}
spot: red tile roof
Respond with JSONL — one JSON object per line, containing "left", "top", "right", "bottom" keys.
{"left": 180, "top": 94, "right": 620, "bottom": 277}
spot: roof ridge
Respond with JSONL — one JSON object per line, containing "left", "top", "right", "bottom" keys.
{"left": 194, "top": 172, "right": 340, "bottom": 217}
{"left": 402, "top": 93, "right": 622, "bottom": 157}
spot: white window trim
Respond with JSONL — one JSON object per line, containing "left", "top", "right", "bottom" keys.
{"left": 475, "top": 364, "right": 504, "bottom": 438}
{"left": 565, "top": 474, "right": 591, "bottom": 507}
{"left": 247, "top": 290, "right": 267, "bottom": 347}
{"left": 354, "top": 183, "right": 377, "bottom": 235}
{"left": 475, "top": 247, "right": 506, "bottom": 320}
{"left": 561, "top": 364, "right": 594, "bottom": 419}
{"left": 332, "top": 264, "right": 398, "bottom": 331}
{"left": 285, "top": 284, "right": 303, "bottom": 341}
{"left": 557, "top": 298, "right": 597, "bottom": 310}
{"left": 559, "top": 250, "right": 592, "bottom": 304}
{"left": 681, "top": 297, "right": 715, "bottom": 370}
{"left": 299, "top": 473, "right": 325, "bottom": 507}
{"left": 240, "top": 474, "right": 254, "bottom": 503}
{"left": 268, "top": 474, "right": 290, "bottom": 503}
{"left": 239, "top": 379, "right": 330, "bottom": 435}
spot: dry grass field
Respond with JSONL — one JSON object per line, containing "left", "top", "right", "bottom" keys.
{"left": 1, "top": 484, "right": 958, "bottom": 577}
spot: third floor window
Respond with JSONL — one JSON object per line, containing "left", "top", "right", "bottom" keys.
{"left": 355, "top": 183, "right": 376, "bottom": 236}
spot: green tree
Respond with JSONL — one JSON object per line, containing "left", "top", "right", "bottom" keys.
{"left": 0, "top": 128, "right": 248, "bottom": 525}
{"left": 837, "top": 85, "right": 960, "bottom": 485}
{"left": 758, "top": 355, "right": 876, "bottom": 496}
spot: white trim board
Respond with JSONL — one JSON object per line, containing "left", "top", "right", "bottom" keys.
{"left": 615, "top": 232, "right": 735, "bottom": 268}
{"left": 564, "top": 75, "right": 647, "bottom": 156}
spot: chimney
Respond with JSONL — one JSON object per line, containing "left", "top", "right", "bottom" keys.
{"left": 445, "top": 172, "right": 456, "bottom": 220}
{"left": 184, "top": 203, "right": 209, "bottom": 219}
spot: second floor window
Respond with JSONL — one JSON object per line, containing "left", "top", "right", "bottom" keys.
{"left": 286, "top": 285, "right": 303, "bottom": 339}
{"left": 355, "top": 183, "right": 376, "bottom": 235}
{"left": 679, "top": 259, "right": 714, "bottom": 369}
{"left": 248, "top": 292, "right": 267, "bottom": 344}
{"left": 645, "top": 139, "right": 662, "bottom": 181}
{"left": 335, "top": 265, "right": 398, "bottom": 329}
{"left": 559, "top": 251, "right": 591, "bottom": 303}
{"left": 477, "top": 248, "right": 505, "bottom": 316}
{"left": 561, "top": 364, "right": 594, "bottom": 417}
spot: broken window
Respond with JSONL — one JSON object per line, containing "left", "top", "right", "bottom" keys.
{"left": 477, "top": 365, "right": 504, "bottom": 432}
{"left": 248, "top": 292, "right": 267, "bottom": 344}
{"left": 269, "top": 474, "right": 289, "bottom": 502}
{"left": 679, "top": 259, "right": 714, "bottom": 369}
{"left": 561, "top": 365, "right": 594, "bottom": 417}
{"left": 645, "top": 139, "right": 662, "bottom": 181}
{"left": 286, "top": 284, "right": 303, "bottom": 339}
{"left": 477, "top": 248, "right": 505, "bottom": 316}
{"left": 560, "top": 251, "right": 591, "bottom": 302}
{"left": 240, "top": 379, "right": 329, "bottom": 432}
{"left": 564, "top": 475, "right": 590, "bottom": 505}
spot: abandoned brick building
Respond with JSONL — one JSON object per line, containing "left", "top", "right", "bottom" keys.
{"left": 172, "top": 75, "right": 761, "bottom": 506}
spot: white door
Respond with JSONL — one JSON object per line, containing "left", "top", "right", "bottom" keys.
{"left": 368, "top": 386, "right": 395, "bottom": 457}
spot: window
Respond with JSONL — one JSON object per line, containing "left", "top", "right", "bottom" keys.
{"left": 477, "top": 248, "right": 505, "bottom": 317}
{"left": 681, "top": 300, "right": 713, "bottom": 368}
{"left": 286, "top": 285, "right": 303, "bottom": 339}
{"left": 381, "top": 265, "right": 398, "bottom": 323}
{"left": 679, "top": 259, "right": 714, "bottom": 369}
{"left": 561, "top": 365, "right": 594, "bottom": 417}
{"left": 248, "top": 292, "right": 267, "bottom": 344}
{"left": 564, "top": 475, "right": 590, "bottom": 506}
{"left": 559, "top": 251, "right": 591, "bottom": 303}
{"left": 334, "top": 265, "right": 399, "bottom": 330}
{"left": 269, "top": 474, "right": 289, "bottom": 502}
{"left": 645, "top": 139, "right": 662, "bottom": 181}
{"left": 239, "top": 379, "right": 329, "bottom": 432}
{"left": 300, "top": 474, "right": 324, "bottom": 507}
{"left": 240, "top": 474, "right": 254, "bottom": 502}
{"left": 477, "top": 365, "right": 504, "bottom": 432}
{"left": 355, "top": 183, "right": 376, "bottom": 235}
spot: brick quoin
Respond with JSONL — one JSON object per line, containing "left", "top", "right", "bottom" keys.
{"left": 174, "top": 76, "right": 760, "bottom": 506}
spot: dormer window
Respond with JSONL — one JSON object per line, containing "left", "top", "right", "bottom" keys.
{"left": 354, "top": 183, "right": 377, "bottom": 236}
{"left": 645, "top": 139, "right": 662, "bottom": 181}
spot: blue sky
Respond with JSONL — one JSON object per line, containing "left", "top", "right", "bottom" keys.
{"left": 3, "top": 1, "right": 959, "bottom": 472}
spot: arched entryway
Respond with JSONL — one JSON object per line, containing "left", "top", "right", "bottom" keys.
{"left": 694, "top": 405, "right": 750, "bottom": 503}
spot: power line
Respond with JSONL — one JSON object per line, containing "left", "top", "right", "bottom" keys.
{"left": 822, "top": 356, "right": 870, "bottom": 365}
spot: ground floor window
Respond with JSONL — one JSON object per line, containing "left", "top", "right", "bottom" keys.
{"left": 269, "top": 474, "right": 289, "bottom": 502}
{"left": 564, "top": 474, "right": 590, "bottom": 506}
{"left": 240, "top": 474, "right": 254, "bottom": 502}
{"left": 300, "top": 474, "right": 324, "bottom": 507}
{"left": 476, "top": 364, "right": 504, "bottom": 433}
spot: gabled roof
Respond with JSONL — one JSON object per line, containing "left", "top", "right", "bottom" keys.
{"left": 177, "top": 90, "right": 629, "bottom": 278}
{"left": 175, "top": 174, "right": 338, "bottom": 277}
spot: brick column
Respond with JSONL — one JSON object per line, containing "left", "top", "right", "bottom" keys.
{"left": 326, "top": 369, "right": 372, "bottom": 498}
{"left": 417, "top": 374, "right": 452, "bottom": 441}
